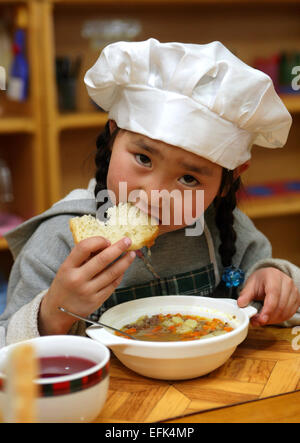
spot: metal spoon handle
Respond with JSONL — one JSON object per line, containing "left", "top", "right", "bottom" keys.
{"left": 58, "top": 307, "right": 137, "bottom": 340}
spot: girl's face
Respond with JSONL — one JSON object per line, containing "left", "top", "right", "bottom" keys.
{"left": 106, "top": 129, "right": 223, "bottom": 235}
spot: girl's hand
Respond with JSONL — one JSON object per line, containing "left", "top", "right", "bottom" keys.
{"left": 237, "top": 267, "right": 300, "bottom": 326}
{"left": 39, "top": 236, "right": 136, "bottom": 335}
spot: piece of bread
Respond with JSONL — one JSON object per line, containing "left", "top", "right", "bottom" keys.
{"left": 4, "top": 343, "right": 39, "bottom": 423}
{"left": 69, "top": 202, "right": 159, "bottom": 251}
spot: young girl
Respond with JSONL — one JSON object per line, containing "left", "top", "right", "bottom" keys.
{"left": 1, "top": 39, "right": 300, "bottom": 347}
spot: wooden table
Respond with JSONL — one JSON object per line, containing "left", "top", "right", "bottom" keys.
{"left": 94, "top": 326, "right": 300, "bottom": 423}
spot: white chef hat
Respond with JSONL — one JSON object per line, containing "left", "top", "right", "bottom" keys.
{"left": 84, "top": 38, "right": 292, "bottom": 170}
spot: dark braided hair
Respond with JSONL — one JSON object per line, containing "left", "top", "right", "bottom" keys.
{"left": 94, "top": 123, "right": 241, "bottom": 297}
{"left": 94, "top": 121, "right": 119, "bottom": 210}
{"left": 212, "top": 170, "right": 242, "bottom": 298}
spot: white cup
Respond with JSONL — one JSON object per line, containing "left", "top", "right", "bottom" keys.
{"left": 0, "top": 335, "right": 110, "bottom": 423}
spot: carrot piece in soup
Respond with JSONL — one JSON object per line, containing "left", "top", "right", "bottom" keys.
{"left": 124, "top": 328, "right": 137, "bottom": 334}
{"left": 152, "top": 326, "right": 162, "bottom": 333}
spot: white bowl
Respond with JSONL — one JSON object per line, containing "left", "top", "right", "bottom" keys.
{"left": 87, "top": 296, "right": 257, "bottom": 380}
{"left": 0, "top": 336, "right": 110, "bottom": 423}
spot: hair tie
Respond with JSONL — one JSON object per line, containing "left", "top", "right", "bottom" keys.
{"left": 222, "top": 266, "right": 245, "bottom": 288}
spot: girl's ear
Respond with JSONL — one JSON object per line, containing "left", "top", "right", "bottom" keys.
{"left": 233, "top": 161, "right": 250, "bottom": 180}
{"left": 109, "top": 120, "right": 117, "bottom": 134}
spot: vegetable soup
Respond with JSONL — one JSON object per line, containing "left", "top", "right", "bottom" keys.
{"left": 115, "top": 313, "right": 233, "bottom": 342}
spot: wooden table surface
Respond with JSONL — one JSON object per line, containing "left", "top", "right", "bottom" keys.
{"left": 94, "top": 325, "right": 300, "bottom": 423}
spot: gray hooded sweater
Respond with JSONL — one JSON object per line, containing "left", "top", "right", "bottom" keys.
{"left": 0, "top": 179, "right": 299, "bottom": 348}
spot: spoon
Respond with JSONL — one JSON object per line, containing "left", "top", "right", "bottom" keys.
{"left": 58, "top": 307, "right": 138, "bottom": 340}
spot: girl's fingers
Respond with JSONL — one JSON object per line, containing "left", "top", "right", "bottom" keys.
{"left": 81, "top": 237, "right": 133, "bottom": 280}
{"left": 238, "top": 274, "right": 259, "bottom": 307}
{"left": 250, "top": 314, "right": 261, "bottom": 326}
{"left": 257, "top": 277, "right": 292, "bottom": 325}
{"left": 68, "top": 236, "right": 111, "bottom": 267}
{"left": 238, "top": 268, "right": 300, "bottom": 326}
{"left": 272, "top": 277, "right": 293, "bottom": 323}
{"left": 276, "top": 282, "right": 300, "bottom": 323}
{"left": 95, "top": 274, "right": 125, "bottom": 306}
{"left": 88, "top": 249, "right": 136, "bottom": 294}
{"left": 256, "top": 288, "right": 280, "bottom": 325}
{"left": 283, "top": 288, "right": 298, "bottom": 323}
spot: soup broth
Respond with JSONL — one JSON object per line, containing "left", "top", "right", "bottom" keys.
{"left": 115, "top": 313, "right": 233, "bottom": 342}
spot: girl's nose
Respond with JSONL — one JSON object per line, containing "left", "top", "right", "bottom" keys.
{"left": 143, "top": 173, "right": 171, "bottom": 196}
{"left": 133, "top": 181, "right": 166, "bottom": 219}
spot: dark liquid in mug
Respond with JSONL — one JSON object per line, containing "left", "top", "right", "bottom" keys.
{"left": 39, "top": 356, "right": 95, "bottom": 378}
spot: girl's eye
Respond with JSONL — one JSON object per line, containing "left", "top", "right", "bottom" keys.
{"left": 135, "top": 154, "right": 152, "bottom": 167}
{"left": 179, "top": 175, "right": 199, "bottom": 187}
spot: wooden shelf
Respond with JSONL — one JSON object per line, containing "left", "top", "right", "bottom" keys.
{"left": 0, "top": 238, "right": 8, "bottom": 251}
{"left": 0, "top": 0, "right": 48, "bottom": 258}
{"left": 238, "top": 194, "right": 300, "bottom": 219}
{"left": 57, "top": 112, "right": 108, "bottom": 131}
{"left": 0, "top": 117, "right": 35, "bottom": 134}
{"left": 281, "top": 94, "right": 300, "bottom": 113}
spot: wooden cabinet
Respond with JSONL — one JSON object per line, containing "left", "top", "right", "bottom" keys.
{"left": 0, "top": 1, "right": 46, "bottom": 215}
{"left": 1, "top": 0, "right": 300, "bottom": 268}
{"left": 0, "top": 0, "right": 46, "bottom": 274}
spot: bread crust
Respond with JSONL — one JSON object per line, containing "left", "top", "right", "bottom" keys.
{"left": 69, "top": 218, "right": 81, "bottom": 244}
{"left": 69, "top": 212, "right": 159, "bottom": 251}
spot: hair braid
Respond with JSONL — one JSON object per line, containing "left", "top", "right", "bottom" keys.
{"left": 213, "top": 170, "right": 241, "bottom": 298}
{"left": 94, "top": 121, "right": 119, "bottom": 210}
